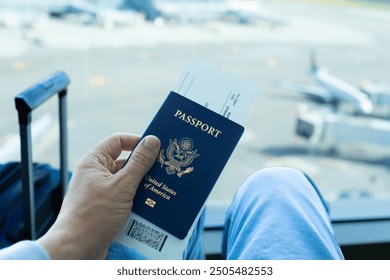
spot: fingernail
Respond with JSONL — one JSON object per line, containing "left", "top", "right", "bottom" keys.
{"left": 143, "top": 135, "right": 160, "bottom": 150}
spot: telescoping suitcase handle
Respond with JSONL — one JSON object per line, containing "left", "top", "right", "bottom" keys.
{"left": 15, "top": 71, "right": 70, "bottom": 240}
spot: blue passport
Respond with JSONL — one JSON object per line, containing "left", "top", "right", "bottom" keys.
{"left": 132, "top": 91, "right": 244, "bottom": 239}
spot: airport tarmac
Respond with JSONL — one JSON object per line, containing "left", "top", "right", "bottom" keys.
{"left": 1, "top": 1, "right": 390, "bottom": 205}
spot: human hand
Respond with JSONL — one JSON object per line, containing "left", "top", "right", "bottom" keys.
{"left": 37, "top": 133, "right": 160, "bottom": 259}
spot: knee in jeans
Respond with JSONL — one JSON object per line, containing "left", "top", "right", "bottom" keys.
{"left": 237, "top": 167, "right": 307, "bottom": 199}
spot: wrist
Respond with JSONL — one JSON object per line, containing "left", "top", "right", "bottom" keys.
{"left": 37, "top": 221, "right": 109, "bottom": 260}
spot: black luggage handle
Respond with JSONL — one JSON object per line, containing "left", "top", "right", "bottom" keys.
{"left": 15, "top": 71, "right": 70, "bottom": 240}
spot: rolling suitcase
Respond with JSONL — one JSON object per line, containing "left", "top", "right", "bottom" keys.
{"left": 0, "top": 71, "right": 71, "bottom": 249}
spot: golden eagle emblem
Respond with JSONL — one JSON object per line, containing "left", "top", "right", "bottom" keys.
{"left": 157, "top": 138, "right": 199, "bottom": 177}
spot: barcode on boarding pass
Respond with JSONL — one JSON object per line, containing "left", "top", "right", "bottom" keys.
{"left": 126, "top": 219, "right": 168, "bottom": 251}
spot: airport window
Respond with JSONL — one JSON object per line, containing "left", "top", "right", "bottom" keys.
{"left": 1, "top": 0, "right": 390, "bottom": 258}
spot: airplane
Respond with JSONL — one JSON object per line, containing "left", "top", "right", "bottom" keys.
{"left": 47, "top": 0, "right": 143, "bottom": 28}
{"left": 309, "top": 53, "right": 373, "bottom": 115}
{"left": 279, "top": 53, "right": 390, "bottom": 151}
{"left": 0, "top": 0, "right": 143, "bottom": 29}
{"left": 280, "top": 52, "right": 373, "bottom": 115}
{"left": 121, "top": 0, "right": 234, "bottom": 24}
{"left": 120, "top": 0, "right": 286, "bottom": 26}
{"left": 279, "top": 78, "right": 390, "bottom": 117}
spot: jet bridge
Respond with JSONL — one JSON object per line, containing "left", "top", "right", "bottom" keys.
{"left": 295, "top": 109, "right": 390, "bottom": 149}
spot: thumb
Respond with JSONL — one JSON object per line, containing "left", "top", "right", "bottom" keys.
{"left": 119, "top": 135, "right": 161, "bottom": 187}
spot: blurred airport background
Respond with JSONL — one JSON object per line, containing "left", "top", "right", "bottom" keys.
{"left": 1, "top": 0, "right": 390, "bottom": 208}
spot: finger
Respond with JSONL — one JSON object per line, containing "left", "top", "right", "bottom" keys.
{"left": 118, "top": 135, "right": 160, "bottom": 185}
{"left": 94, "top": 133, "right": 141, "bottom": 162}
{"left": 114, "top": 159, "right": 127, "bottom": 173}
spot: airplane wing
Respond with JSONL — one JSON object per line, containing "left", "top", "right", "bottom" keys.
{"left": 279, "top": 80, "right": 334, "bottom": 104}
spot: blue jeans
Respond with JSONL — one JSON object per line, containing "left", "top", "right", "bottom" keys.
{"left": 107, "top": 167, "right": 344, "bottom": 260}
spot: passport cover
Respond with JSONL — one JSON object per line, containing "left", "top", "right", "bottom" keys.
{"left": 132, "top": 91, "right": 244, "bottom": 239}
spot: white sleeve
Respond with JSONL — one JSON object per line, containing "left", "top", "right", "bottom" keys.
{"left": 0, "top": 240, "right": 51, "bottom": 260}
